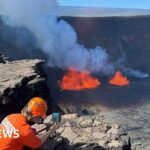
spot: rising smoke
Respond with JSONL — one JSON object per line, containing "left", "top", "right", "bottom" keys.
{"left": 0, "top": 0, "right": 148, "bottom": 78}
{"left": 115, "top": 51, "right": 149, "bottom": 78}
{"left": 0, "top": 0, "right": 114, "bottom": 75}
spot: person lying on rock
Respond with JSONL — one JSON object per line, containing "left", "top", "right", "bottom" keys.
{"left": 0, "top": 97, "right": 56, "bottom": 150}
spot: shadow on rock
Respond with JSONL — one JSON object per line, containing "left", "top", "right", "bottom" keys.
{"left": 40, "top": 137, "right": 107, "bottom": 150}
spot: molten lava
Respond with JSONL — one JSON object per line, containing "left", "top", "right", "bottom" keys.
{"left": 59, "top": 69, "right": 100, "bottom": 90}
{"left": 109, "top": 71, "right": 130, "bottom": 86}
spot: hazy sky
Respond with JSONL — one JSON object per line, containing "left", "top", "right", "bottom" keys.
{"left": 58, "top": 0, "right": 150, "bottom": 9}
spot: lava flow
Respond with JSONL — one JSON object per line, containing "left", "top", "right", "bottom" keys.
{"left": 59, "top": 68, "right": 100, "bottom": 90}
{"left": 109, "top": 71, "right": 130, "bottom": 86}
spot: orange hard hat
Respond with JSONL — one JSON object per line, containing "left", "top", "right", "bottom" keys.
{"left": 28, "top": 97, "right": 48, "bottom": 119}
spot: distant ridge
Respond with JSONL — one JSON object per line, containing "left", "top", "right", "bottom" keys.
{"left": 55, "top": 6, "right": 150, "bottom": 17}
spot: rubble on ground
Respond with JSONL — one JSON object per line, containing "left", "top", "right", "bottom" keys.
{"left": 34, "top": 114, "right": 131, "bottom": 150}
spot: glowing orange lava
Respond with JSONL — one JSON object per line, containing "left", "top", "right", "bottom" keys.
{"left": 109, "top": 71, "right": 130, "bottom": 86}
{"left": 59, "top": 69, "right": 100, "bottom": 90}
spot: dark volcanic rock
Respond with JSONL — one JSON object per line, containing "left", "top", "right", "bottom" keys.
{"left": 0, "top": 59, "right": 50, "bottom": 118}
{"left": 0, "top": 53, "right": 10, "bottom": 63}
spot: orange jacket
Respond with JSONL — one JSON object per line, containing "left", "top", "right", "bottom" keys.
{"left": 0, "top": 114, "right": 42, "bottom": 150}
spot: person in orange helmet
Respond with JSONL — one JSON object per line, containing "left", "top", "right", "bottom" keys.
{"left": 0, "top": 97, "right": 55, "bottom": 150}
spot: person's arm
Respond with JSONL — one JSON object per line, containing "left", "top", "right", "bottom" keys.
{"left": 17, "top": 127, "right": 42, "bottom": 149}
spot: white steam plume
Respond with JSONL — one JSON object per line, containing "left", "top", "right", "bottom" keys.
{"left": 115, "top": 52, "right": 149, "bottom": 78}
{"left": 123, "top": 67, "right": 149, "bottom": 78}
{"left": 0, "top": 0, "right": 114, "bottom": 74}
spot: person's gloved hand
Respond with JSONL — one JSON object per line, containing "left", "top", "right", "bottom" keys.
{"left": 49, "top": 131, "right": 56, "bottom": 138}
{"left": 32, "top": 128, "right": 37, "bottom": 134}
{"left": 49, "top": 125, "right": 58, "bottom": 139}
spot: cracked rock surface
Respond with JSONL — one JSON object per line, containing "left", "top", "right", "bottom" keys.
{"left": 34, "top": 114, "right": 131, "bottom": 150}
{"left": 0, "top": 57, "right": 50, "bottom": 117}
